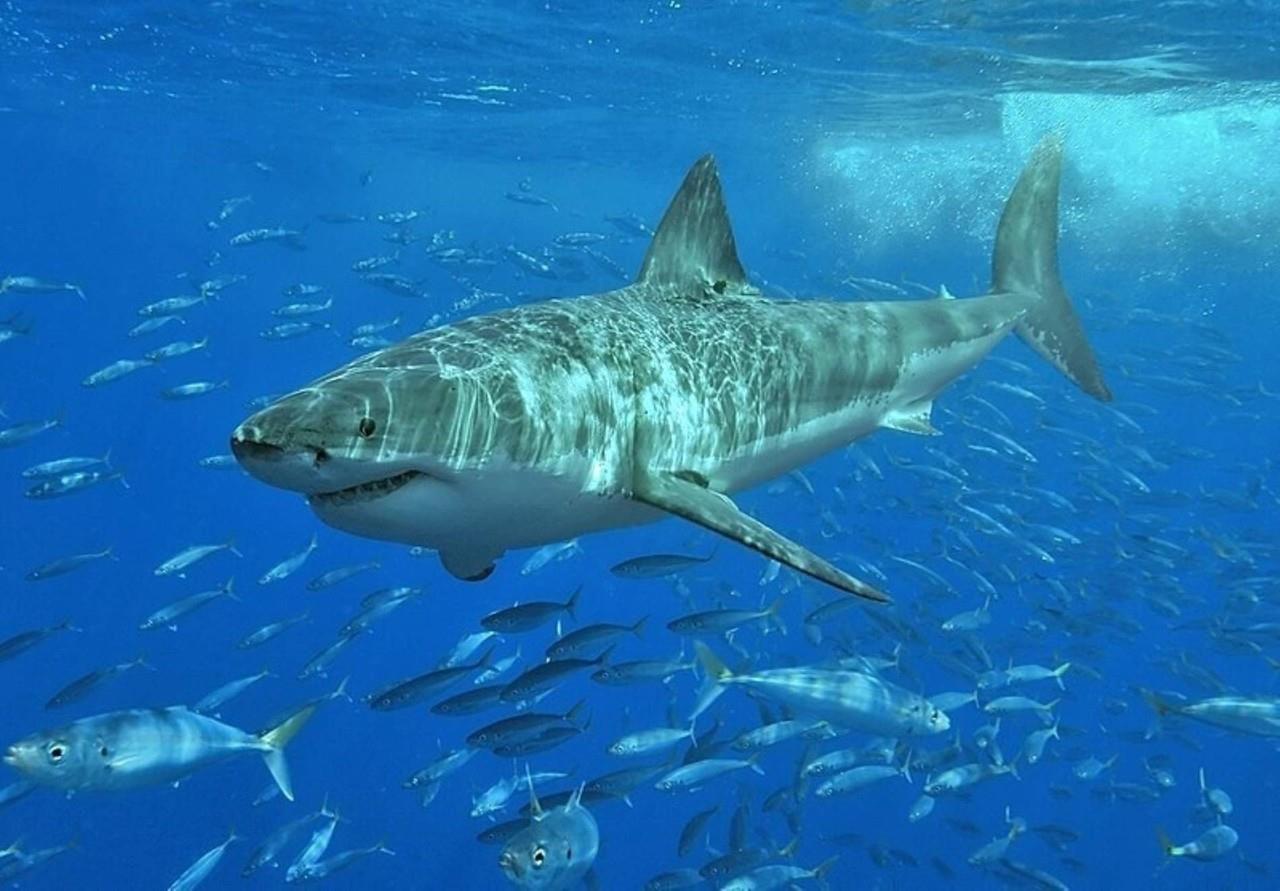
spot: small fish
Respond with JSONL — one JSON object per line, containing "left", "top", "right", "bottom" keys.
{"left": 366, "top": 649, "right": 493, "bottom": 711}
{"left": 610, "top": 551, "right": 714, "bottom": 579}
{"left": 608, "top": 725, "right": 695, "bottom": 757}
{"left": 298, "top": 631, "right": 364, "bottom": 680}
{"left": 654, "top": 756, "right": 764, "bottom": 792}
{"left": 25, "top": 546, "right": 116, "bottom": 581}
{"left": 431, "top": 684, "right": 508, "bottom": 717}
{"left": 288, "top": 842, "right": 394, "bottom": 882}
{"left": 546, "top": 617, "right": 645, "bottom": 660}
{"left": 500, "top": 648, "right": 613, "bottom": 702}
{"left": 0, "top": 275, "right": 84, "bottom": 299}
{"left": 285, "top": 799, "right": 341, "bottom": 881}
{"left": 258, "top": 534, "right": 318, "bottom": 585}
{"left": 145, "top": 337, "right": 209, "bottom": 362}
{"left": 161, "top": 380, "right": 230, "bottom": 399}
{"left": 341, "top": 591, "right": 421, "bottom": 636}
{"left": 1159, "top": 824, "right": 1238, "bottom": 862}
{"left": 668, "top": 599, "right": 784, "bottom": 636}
{"left": 519, "top": 539, "right": 582, "bottom": 575}
{"left": 0, "top": 620, "right": 78, "bottom": 663}
{"left": 241, "top": 805, "right": 325, "bottom": 877}
{"left": 154, "top": 539, "right": 241, "bottom": 577}
{"left": 1072, "top": 754, "right": 1118, "bottom": 781}
{"left": 168, "top": 830, "right": 239, "bottom": 891}
{"left": 21, "top": 451, "right": 111, "bottom": 478}
{"left": 481, "top": 587, "right": 580, "bottom": 633}
{"left": 403, "top": 747, "right": 477, "bottom": 790}
{"left": 137, "top": 294, "right": 207, "bottom": 317}
{"left": 260, "top": 321, "right": 333, "bottom": 340}
{"left": 238, "top": 612, "right": 309, "bottom": 649}
{"left": 306, "top": 561, "right": 380, "bottom": 591}
{"left": 273, "top": 297, "right": 333, "bottom": 317}
{"left": 0, "top": 416, "right": 62, "bottom": 449}
{"left": 591, "top": 653, "right": 695, "bottom": 686}
{"left": 45, "top": 655, "right": 152, "bottom": 709}
{"left": 193, "top": 669, "right": 273, "bottom": 715}
{"left": 82, "top": 357, "right": 156, "bottom": 387}
{"left": 24, "top": 468, "right": 127, "bottom": 499}
{"left": 140, "top": 578, "right": 239, "bottom": 631}
{"left": 229, "top": 227, "right": 305, "bottom": 249}
{"left": 129, "top": 314, "right": 185, "bottom": 337}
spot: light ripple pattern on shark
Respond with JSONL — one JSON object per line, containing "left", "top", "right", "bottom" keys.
{"left": 230, "top": 135, "right": 1109, "bottom": 599}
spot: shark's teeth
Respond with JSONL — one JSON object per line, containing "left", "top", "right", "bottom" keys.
{"left": 311, "top": 470, "right": 423, "bottom": 506}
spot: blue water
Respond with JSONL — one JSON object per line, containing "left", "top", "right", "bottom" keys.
{"left": 2, "top": 2, "right": 1279, "bottom": 888}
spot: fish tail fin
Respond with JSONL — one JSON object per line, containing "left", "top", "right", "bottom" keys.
{"left": 221, "top": 577, "right": 241, "bottom": 602}
{"left": 565, "top": 699, "right": 588, "bottom": 727}
{"left": 631, "top": 615, "right": 649, "bottom": 638}
{"left": 765, "top": 596, "right": 787, "bottom": 635}
{"left": 1157, "top": 826, "right": 1175, "bottom": 857}
{"left": 993, "top": 135, "right": 1111, "bottom": 401}
{"left": 330, "top": 675, "right": 352, "bottom": 702}
{"left": 564, "top": 585, "right": 581, "bottom": 620}
{"left": 225, "top": 537, "right": 243, "bottom": 557}
{"left": 258, "top": 702, "right": 319, "bottom": 802}
{"left": 1053, "top": 661, "right": 1071, "bottom": 690}
{"left": 813, "top": 855, "right": 840, "bottom": 891}
{"left": 135, "top": 654, "right": 157, "bottom": 672}
{"left": 1198, "top": 766, "right": 1207, "bottom": 793}
{"left": 1139, "top": 688, "right": 1173, "bottom": 741}
{"left": 693, "top": 642, "right": 733, "bottom": 683}
{"left": 746, "top": 753, "right": 765, "bottom": 776}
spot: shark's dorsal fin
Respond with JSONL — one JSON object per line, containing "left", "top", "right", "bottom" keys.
{"left": 638, "top": 155, "right": 746, "bottom": 289}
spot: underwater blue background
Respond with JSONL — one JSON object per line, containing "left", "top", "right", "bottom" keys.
{"left": 1, "top": 1, "right": 1278, "bottom": 888}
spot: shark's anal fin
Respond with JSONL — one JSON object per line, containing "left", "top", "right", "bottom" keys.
{"left": 881, "top": 401, "right": 940, "bottom": 436}
{"left": 631, "top": 470, "right": 891, "bottom": 603}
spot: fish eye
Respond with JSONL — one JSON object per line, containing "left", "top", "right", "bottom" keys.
{"left": 532, "top": 847, "right": 546, "bottom": 868}
{"left": 47, "top": 743, "right": 65, "bottom": 763}
{"left": 357, "top": 417, "right": 377, "bottom": 438}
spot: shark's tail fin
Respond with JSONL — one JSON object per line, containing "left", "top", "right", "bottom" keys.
{"left": 993, "top": 136, "right": 1112, "bottom": 402}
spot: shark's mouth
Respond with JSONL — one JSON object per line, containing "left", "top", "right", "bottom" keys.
{"left": 310, "top": 469, "right": 425, "bottom": 506}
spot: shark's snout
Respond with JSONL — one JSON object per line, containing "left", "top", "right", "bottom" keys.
{"left": 230, "top": 425, "right": 330, "bottom": 493}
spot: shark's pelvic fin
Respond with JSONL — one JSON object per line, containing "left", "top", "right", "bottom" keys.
{"left": 881, "top": 401, "right": 940, "bottom": 436}
{"left": 637, "top": 155, "right": 747, "bottom": 290}
{"left": 440, "top": 549, "right": 498, "bottom": 582}
{"left": 993, "top": 135, "right": 1112, "bottom": 402}
{"left": 631, "top": 469, "right": 891, "bottom": 603}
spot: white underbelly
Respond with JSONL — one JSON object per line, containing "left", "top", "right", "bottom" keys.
{"left": 310, "top": 455, "right": 662, "bottom": 558}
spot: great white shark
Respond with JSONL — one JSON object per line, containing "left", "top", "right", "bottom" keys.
{"left": 230, "top": 136, "right": 1110, "bottom": 602}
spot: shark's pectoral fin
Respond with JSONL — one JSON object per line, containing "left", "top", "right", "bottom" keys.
{"left": 631, "top": 470, "right": 891, "bottom": 603}
{"left": 881, "top": 401, "right": 940, "bottom": 436}
{"left": 440, "top": 549, "right": 499, "bottom": 582}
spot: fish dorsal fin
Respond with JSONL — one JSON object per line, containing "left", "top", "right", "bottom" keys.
{"left": 525, "top": 764, "right": 543, "bottom": 819}
{"left": 638, "top": 155, "right": 746, "bottom": 290}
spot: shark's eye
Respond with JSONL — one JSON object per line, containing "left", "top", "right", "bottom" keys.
{"left": 358, "top": 417, "right": 377, "bottom": 438}
{"left": 47, "top": 743, "right": 65, "bottom": 763}
{"left": 532, "top": 847, "right": 546, "bottom": 868}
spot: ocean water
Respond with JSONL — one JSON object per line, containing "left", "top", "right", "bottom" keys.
{"left": 1, "top": 1, "right": 1278, "bottom": 889}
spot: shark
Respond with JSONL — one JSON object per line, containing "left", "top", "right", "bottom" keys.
{"left": 230, "top": 136, "right": 1110, "bottom": 602}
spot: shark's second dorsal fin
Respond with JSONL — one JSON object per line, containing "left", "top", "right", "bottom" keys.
{"left": 638, "top": 155, "right": 746, "bottom": 290}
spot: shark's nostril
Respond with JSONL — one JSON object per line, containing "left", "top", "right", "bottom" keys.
{"left": 314, "top": 448, "right": 329, "bottom": 465}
